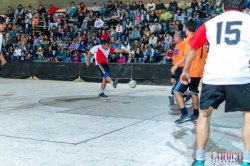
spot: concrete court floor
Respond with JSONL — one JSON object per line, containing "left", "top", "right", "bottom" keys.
{"left": 0, "top": 78, "right": 244, "bottom": 166}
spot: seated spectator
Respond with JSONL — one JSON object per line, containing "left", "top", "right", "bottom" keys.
{"left": 164, "top": 45, "right": 174, "bottom": 63}
{"left": 169, "top": 0, "right": 178, "bottom": 13}
{"left": 100, "top": 29, "right": 110, "bottom": 41}
{"left": 68, "top": 40, "right": 79, "bottom": 51}
{"left": 56, "top": 46, "right": 67, "bottom": 61}
{"left": 127, "top": 53, "right": 135, "bottom": 63}
{"left": 121, "top": 40, "right": 130, "bottom": 60}
{"left": 35, "top": 47, "right": 44, "bottom": 61}
{"left": 14, "top": 4, "right": 24, "bottom": 24}
{"left": 154, "top": 22, "right": 162, "bottom": 36}
{"left": 149, "top": 22, "right": 155, "bottom": 34}
{"left": 71, "top": 51, "right": 80, "bottom": 62}
{"left": 67, "top": 2, "right": 78, "bottom": 18}
{"left": 141, "top": 34, "right": 149, "bottom": 45}
{"left": 117, "top": 53, "right": 126, "bottom": 64}
{"left": 43, "top": 46, "right": 53, "bottom": 58}
{"left": 131, "top": 26, "right": 140, "bottom": 42}
{"left": 134, "top": 47, "right": 144, "bottom": 63}
{"left": 147, "top": 10, "right": 158, "bottom": 22}
{"left": 109, "top": 53, "right": 118, "bottom": 63}
{"left": 37, "top": 4, "right": 47, "bottom": 19}
{"left": 108, "top": 11, "right": 120, "bottom": 28}
{"left": 134, "top": 11, "right": 143, "bottom": 25}
{"left": 111, "top": 39, "right": 122, "bottom": 57}
{"left": 155, "top": 0, "right": 166, "bottom": 16}
{"left": 114, "top": 23, "right": 123, "bottom": 40}
{"left": 147, "top": 0, "right": 156, "bottom": 11}
{"left": 92, "top": 2, "right": 101, "bottom": 17}
{"left": 81, "top": 31, "right": 88, "bottom": 45}
{"left": 130, "top": 1, "right": 138, "bottom": 18}
{"left": 94, "top": 16, "right": 104, "bottom": 30}
{"left": 131, "top": 39, "right": 141, "bottom": 51}
{"left": 79, "top": 2, "right": 87, "bottom": 16}
{"left": 105, "top": 0, "right": 114, "bottom": 17}
{"left": 148, "top": 33, "right": 158, "bottom": 48}
{"left": 12, "top": 45, "right": 22, "bottom": 61}
{"left": 124, "top": 18, "right": 132, "bottom": 29}
{"left": 144, "top": 45, "right": 154, "bottom": 63}
{"left": 78, "top": 41, "right": 87, "bottom": 54}
{"left": 47, "top": 4, "right": 60, "bottom": 15}
{"left": 153, "top": 48, "right": 162, "bottom": 63}
{"left": 138, "top": 1, "right": 145, "bottom": 14}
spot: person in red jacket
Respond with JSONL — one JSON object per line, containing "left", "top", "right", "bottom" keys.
{"left": 47, "top": 4, "right": 60, "bottom": 15}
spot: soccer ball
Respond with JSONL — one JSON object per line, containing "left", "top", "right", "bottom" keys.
{"left": 129, "top": 80, "right": 137, "bottom": 88}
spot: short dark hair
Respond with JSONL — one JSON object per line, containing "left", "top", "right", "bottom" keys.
{"left": 222, "top": 0, "right": 245, "bottom": 10}
{"left": 0, "top": 16, "right": 5, "bottom": 24}
{"left": 185, "top": 19, "right": 196, "bottom": 33}
{"left": 102, "top": 40, "right": 110, "bottom": 45}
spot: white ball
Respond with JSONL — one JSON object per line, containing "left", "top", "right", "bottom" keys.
{"left": 129, "top": 80, "right": 137, "bottom": 88}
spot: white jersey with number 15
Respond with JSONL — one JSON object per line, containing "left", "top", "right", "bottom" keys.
{"left": 189, "top": 10, "right": 250, "bottom": 85}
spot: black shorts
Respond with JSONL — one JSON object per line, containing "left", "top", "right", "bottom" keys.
{"left": 173, "top": 77, "right": 201, "bottom": 94}
{"left": 96, "top": 63, "right": 110, "bottom": 78}
{"left": 174, "top": 67, "right": 183, "bottom": 82}
{"left": 200, "top": 83, "right": 250, "bottom": 112}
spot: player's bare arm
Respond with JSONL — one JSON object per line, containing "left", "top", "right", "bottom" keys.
{"left": 86, "top": 51, "right": 92, "bottom": 67}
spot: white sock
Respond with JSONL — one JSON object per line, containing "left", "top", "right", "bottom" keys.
{"left": 100, "top": 89, "right": 104, "bottom": 94}
{"left": 243, "top": 151, "right": 250, "bottom": 163}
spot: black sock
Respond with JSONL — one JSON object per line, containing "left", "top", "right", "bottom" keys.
{"left": 181, "top": 107, "right": 188, "bottom": 116}
{"left": 193, "top": 109, "right": 199, "bottom": 117}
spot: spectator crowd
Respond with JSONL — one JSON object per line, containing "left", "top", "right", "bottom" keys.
{"left": 1, "top": 0, "right": 250, "bottom": 63}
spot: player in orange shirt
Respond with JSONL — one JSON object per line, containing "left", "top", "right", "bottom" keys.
{"left": 173, "top": 19, "right": 207, "bottom": 124}
{"left": 168, "top": 32, "right": 186, "bottom": 105}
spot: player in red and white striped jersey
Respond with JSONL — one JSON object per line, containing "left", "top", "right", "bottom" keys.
{"left": 0, "top": 16, "right": 7, "bottom": 66}
{"left": 180, "top": 0, "right": 250, "bottom": 165}
{"left": 86, "top": 40, "right": 128, "bottom": 97}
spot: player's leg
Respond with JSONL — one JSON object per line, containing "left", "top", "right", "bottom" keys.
{"left": 225, "top": 83, "right": 250, "bottom": 165}
{"left": 242, "top": 112, "right": 250, "bottom": 165}
{"left": 189, "top": 77, "right": 201, "bottom": 121}
{"left": 103, "top": 63, "right": 118, "bottom": 88}
{"left": 193, "top": 107, "right": 213, "bottom": 166}
{"left": 173, "top": 81, "right": 191, "bottom": 124}
{"left": 193, "top": 84, "right": 225, "bottom": 165}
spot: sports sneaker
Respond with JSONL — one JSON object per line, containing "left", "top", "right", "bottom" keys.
{"left": 169, "top": 95, "right": 175, "bottom": 105}
{"left": 113, "top": 79, "right": 119, "bottom": 88}
{"left": 175, "top": 114, "right": 191, "bottom": 124}
{"left": 241, "top": 161, "right": 250, "bottom": 166}
{"left": 192, "top": 160, "right": 205, "bottom": 166}
{"left": 99, "top": 92, "right": 108, "bottom": 97}
{"left": 191, "top": 114, "right": 199, "bottom": 122}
